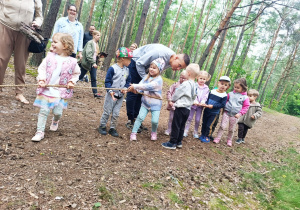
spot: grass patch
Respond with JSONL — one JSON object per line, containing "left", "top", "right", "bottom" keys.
{"left": 142, "top": 182, "right": 164, "bottom": 190}
{"left": 167, "top": 191, "right": 183, "bottom": 204}
{"left": 98, "top": 186, "right": 113, "bottom": 202}
{"left": 162, "top": 76, "right": 175, "bottom": 86}
{"left": 26, "top": 68, "right": 38, "bottom": 77}
{"left": 262, "top": 107, "right": 278, "bottom": 114}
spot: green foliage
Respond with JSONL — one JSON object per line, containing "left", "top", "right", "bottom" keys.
{"left": 167, "top": 191, "right": 183, "bottom": 204}
{"left": 284, "top": 90, "right": 300, "bottom": 116}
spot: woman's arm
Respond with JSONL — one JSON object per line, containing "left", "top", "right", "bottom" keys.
{"left": 33, "top": 0, "right": 43, "bottom": 27}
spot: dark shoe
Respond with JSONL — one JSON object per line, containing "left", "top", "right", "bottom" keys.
{"left": 98, "top": 125, "right": 107, "bottom": 135}
{"left": 84, "top": 75, "right": 89, "bottom": 82}
{"left": 94, "top": 93, "right": 103, "bottom": 98}
{"left": 161, "top": 141, "right": 176, "bottom": 150}
{"left": 108, "top": 128, "right": 119, "bottom": 137}
{"left": 177, "top": 142, "right": 182, "bottom": 148}
{"left": 126, "top": 120, "right": 134, "bottom": 130}
{"left": 209, "top": 135, "right": 214, "bottom": 141}
{"left": 140, "top": 124, "right": 148, "bottom": 131}
{"left": 236, "top": 138, "right": 244, "bottom": 144}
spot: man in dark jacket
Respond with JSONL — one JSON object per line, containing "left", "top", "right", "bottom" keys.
{"left": 83, "top": 25, "right": 95, "bottom": 47}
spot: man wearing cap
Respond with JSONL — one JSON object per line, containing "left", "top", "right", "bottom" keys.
{"left": 126, "top": 43, "right": 191, "bottom": 130}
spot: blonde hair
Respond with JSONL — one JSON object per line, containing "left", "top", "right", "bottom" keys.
{"left": 248, "top": 89, "right": 259, "bottom": 97}
{"left": 52, "top": 33, "right": 74, "bottom": 56}
{"left": 198, "top": 70, "right": 211, "bottom": 81}
{"left": 186, "top": 63, "right": 200, "bottom": 78}
{"left": 92, "top": 30, "right": 101, "bottom": 54}
{"left": 144, "top": 63, "right": 160, "bottom": 81}
{"left": 130, "top": 43, "right": 138, "bottom": 49}
{"left": 92, "top": 30, "right": 101, "bottom": 36}
{"left": 180, "top": 70, "right": 187, "bottom": 76}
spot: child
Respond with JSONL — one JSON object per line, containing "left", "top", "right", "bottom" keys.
{"left": 213, "top": 78, "right": 250, "bottom": 146}
{"left": 200, "top": 76, "right": 231, "bottom": 143}
{"left": 79, "top": 30, "right": 102, "bottom": 98}
{"left": 184, "top": 71, "right": 210, "bottom": 138}
{"left": 128, "top": 58, "right": 165, "bottom": 141}
{"left": 162, "top": 64, "right": 200, "bottom": 149}
{"left": 31, "top": 33, "right": 80, "bottom": 141}
{"left": 236, "top": 89, "right": 262, "bottom": 144}
{"left": 164, "top": 70, "right": 188, "bottom": 136}
{"left": 98, "top": 47, "right": 132, "bottom": 137}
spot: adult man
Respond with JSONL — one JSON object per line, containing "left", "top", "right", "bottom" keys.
{"left": 126, "top": 43, "right": 190, "bottom": 131}
{"left": 83, "top": 25, "right": 95, "bottom": 48}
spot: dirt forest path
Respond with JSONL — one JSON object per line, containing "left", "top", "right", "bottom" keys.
{"left": 0, "top": 63, "right": 300, "bottom": 209}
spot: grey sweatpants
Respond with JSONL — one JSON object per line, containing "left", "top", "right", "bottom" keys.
{"left": 100, "top": 93, "right": 123, "bottom": 129}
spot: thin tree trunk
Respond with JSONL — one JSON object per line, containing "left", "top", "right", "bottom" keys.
{"left": 43, "top": 0, "right": 51, "bottom": 17}
{"left": 141, "top": 4, "right": 153, "bottom": 45}
{"left": 75, "top": 0, "right": 81, "bottom": 11}
{"left": 104, "top": 0, "right": 118, "bottom": 51}
{"left": 168, "top": 0, "right": 183, "bottom": 47}
{"left": 226, "top": 0, "right": 253, "bottom": 76}
{"left": 103, "top": 0, "right": 130, "bottom": 71}
{"left": 97, "top": 0, "right": 108, "bottom": 29}
{"left": 124, "top": 0, "right": 138, "bottom": 47}
{"left": 214, "top": 51, "right": 228, "bottom": 87}
{"left": 147, "top": 0, "right": 162, "bottom": 44}
{"left": 117, "top": 0, "right": 132, "bottom": 49}
{"left": 63, "top": 0, "right": 71, "bottom": 16}
{"left": 42, "top": 0, "right": 47, "bottom": 15}
{"left": 77, "top": 0, "right": 84, "bottom": 20}
{"left": 153, "top": 0, "right": 172, "bottom": 43}
{"left": 121, "top": 0, "right": 134, "bottom": 46}
{"left": 135, "top": 0, "right": 152, "bottom": 46}
{"left": 85, "top": 0, "right": 97, "bottom": 31}
{"left": 204, "top": 47, "right": 213, "bottom": 71}
{"left": 111, "top": 0, "right": 124, "bottom": 38}
{"left": 180, "top": 0, "right": 198, "bottom": 53}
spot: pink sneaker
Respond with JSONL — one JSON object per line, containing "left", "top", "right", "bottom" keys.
{"left": 227, "top": 140, "right": 232, "bottom": 147}
{"left": 151, "top": 132, "right": 157, "bottom": 141}
{"left": 130, "top": 133, "right": 137, "bottom": 141}
{"left": 213, "top": 138, "right": 220, "bottom": 144}
{"left": 50, "top": 119, "right": 59, "bottom": 131}
{"left": 31, "top": 131, "right": 45, "bottom": 142}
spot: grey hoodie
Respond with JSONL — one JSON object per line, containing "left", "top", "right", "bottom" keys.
{"left": 172, "top": 80, "right": 197, "bottom": 110}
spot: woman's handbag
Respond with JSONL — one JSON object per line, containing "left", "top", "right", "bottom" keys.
{"left": 28, "top": 38, "right": 48, "bottom": 53}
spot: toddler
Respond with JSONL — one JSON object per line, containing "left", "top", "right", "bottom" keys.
{"left": 162, "top": 64, "right": 200, "bottom": 149}
{"left": 164, "top": 70, "right": 188, "bottom": 136}
{"left": 31, "top": 33, "right": 80, "bottom": 141}
{"left": 236, "top": 89, "right": 262, "bottom": 144}
{"left": 213, "top": 78, "right": 250, "bottom": 146}
{"left": 200, "top": 76, "right": 231, "bottom": 143}
{"left": 184, "top": 71, "right": 210, "bottom": 138}
{"left": 98, "top": 47, "right": 132, "bottom": 137}
{"left": 128, "top": 58, "right": 165, "bottom": 141}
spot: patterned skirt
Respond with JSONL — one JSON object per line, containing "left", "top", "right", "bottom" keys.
{"left": 33, "top": 94, "right": 68, "bottom": 110}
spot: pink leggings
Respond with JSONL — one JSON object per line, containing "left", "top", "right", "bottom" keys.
{"left": 215, "top": 112, "right": 239, "bottom": 142}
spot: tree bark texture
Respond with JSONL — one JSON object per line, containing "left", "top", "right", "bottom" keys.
{"left": 168, "top": 0, "right": 183, "bottom": 47}
{"left": 85, "top": 0, "right": 97, "bottom": 31}
{"left": 63, "top": 0, "right": 70, "bottom": 17}
{"left": 135, "top": 0, "right": 152, "bottom": 46}
{"left": 124, "top": 0, "right": 138, "bottom": 47}
{"left": 104, "top": 0, "right": 118, "bottom": 51}
{"left": 77, "top": 0, "right": 84, "bottom": 20}
{"left": 147, "top": 0, "right": 162, "bottom": 44}
{"left": 153, "top": 0, "right": 172, "bottom": 43}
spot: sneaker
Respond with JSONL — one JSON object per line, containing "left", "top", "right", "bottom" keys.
{"left": 161, "top": 141, "right": 176, "bottom": 150}
{"left": 151, "top": 132, "right": 157, "bottom": 141}
{"left": 227, "top": 140, "right": 232, "bottom": 147}
{"left": 130, "top": 133, "right": 137, "bottom": 141}
{"left": 84, "top": 75, "right": 89, "bottom": 82}
{"left": 164, "top": 130, "right": 170, "bottom": 136}
{"left": 201, "top": 136, "right": 210, "bottom": 143}
{"left": 98, "top": 125, "right": 107, "bottom": 135}
{"left": 193, "top": 133, "right": 199, "bottom": 139}
{"left": 49, "top": 119, "right": 59, "bottom": 131}
{"left": 177, "top": 142, "right": 182, "bottom": 148}
{"left": 209, "top": 135, "right": 214, "bottom": 141}
{"left": 123, "top": 99, "right": 126, "bottom": 102}
{"left": 31, "top": 131, "right": 45, "bottom": 142}
{"left": 183, "top": 132, "right": 188, "bottom": 137}
{"left": 213, "top": 138, "right": 220, "bottom": 144}
{"left": 94, "top": 93, "right": 103, "bottom": 98}
{"left": 126, "top": 120, "right": 134, "bottom": 130}
{"left": 236, "top": 138, "right": 244, "bottom": 144}
{"left": 199, "top": 135, "right": 205, "bottom": 141}
{"left": 108, "top": 128, "right": 119, "bottom": 137}
{"left": 140, "top": 124, "right": 148, "bottom": 131}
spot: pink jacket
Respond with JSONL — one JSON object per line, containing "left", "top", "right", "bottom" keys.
{"left": 191, "top": 84, "right": 209, "bottom": 110}
{"left": 166, "top": 81, "right": 181, "bottom": 110}
{"left": 36, "top": 52, "right": 80, "bottom": 99}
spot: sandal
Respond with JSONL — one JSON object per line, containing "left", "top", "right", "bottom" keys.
{"left": 16, "top": 94, "right": 29, "bottom": 104}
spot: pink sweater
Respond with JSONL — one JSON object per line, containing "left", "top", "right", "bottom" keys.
{"left": 166, "top": 81, "right": 181, "bottom": 110}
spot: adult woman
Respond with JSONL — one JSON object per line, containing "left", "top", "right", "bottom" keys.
{"left": 0, "top": 0, "right": 43, "bottom": 104}
{"left": 51, "top": 4, "right": 83, "bottom": 59}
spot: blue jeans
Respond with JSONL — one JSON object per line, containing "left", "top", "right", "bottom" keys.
{"left": 79, "top": 66, "right": 98, "bottom": 94}
{"left": 132, "top": 106, "right": 160, "bottom": 133}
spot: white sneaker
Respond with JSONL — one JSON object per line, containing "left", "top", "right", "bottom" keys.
{"left": 183, "top": 132, "right": 188, "bottom": 137}
{"left": 164, "top": 130, "right": 170, "bottom": 136}
{"left": 50, "top": 119, "right": 59, "bottom": 131}
{"left": 31, "top": 131, "right": 45, "bottom": 142}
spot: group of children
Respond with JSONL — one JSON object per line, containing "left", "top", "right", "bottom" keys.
{"left": 31, "top": 33, "right": 262, "bottom": 149}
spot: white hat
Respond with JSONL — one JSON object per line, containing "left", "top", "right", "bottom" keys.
{"left": 219, "top": 76, "right": 231, "bottom": 82}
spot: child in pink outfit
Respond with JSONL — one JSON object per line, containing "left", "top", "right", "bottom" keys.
{"left": 184, "top": 71, "right": 210, "bottom": 138}
{"left": 164, "top": 70, "right": 188, "bottom": 135}
{"left": 213, "top": 78, "right": 250, "bottom": 146}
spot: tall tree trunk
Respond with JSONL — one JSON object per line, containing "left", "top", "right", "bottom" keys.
{"left": 97, "top": 0, "right": 108, "bottom": 30}
{"left": 124, "top": 0, "right": 139, "bottom": 47}
{"left": 135, "top": 0, "right": 152, "bottom": 46}
{"left": 189, "top": 0, "right": 207, "bottom": 56}
{"left": 168, "top": 0, "right": 183, "bottom": 47}
{"left": 117, "top": 0, "right": 132, "bottom": 49}
{"left": 103, "top": 0, "right": 130, "bottom": 71}
{"left": 104, "top": 0, "right": 118, "bottom": 51}
{"left": 147, "top": 0, "right": 162, "bottom": 44}
{"left": 259, "top": 37, "right": 286, "bottom": 103}
{"left": 121, "top": 0, "right": 134, "bottom": 46}
{"left": 111, "top": 0, "right": 124, "bottom": 38}
{"left": 30, "top": 0, "right": 62, "bottom": 66}
{"left": 180, "top": 0, "right": 198, "bottom": 53}
{"left": 42, "top": 0, "right": 47, "bottom": 14}
{"left": 198, "top": 0, "right": 242, "bottom": 69}
{"left": 75, "top": 0, "right": 81, "bottom": 11}
{"left": 77, "top": 0, "right": 84, "bottom": 20}
{"left": 153, "top": 0, "right": 172, "bottom": 43}
{"left": 43, "top": 0, "right": 51, "bottom": 17}
{"left": 226, "top": 0, "right": 253, "bottom": 76}
{"left": 256, "top": 17, "right": 284, "bottom": 91}
{"left": 207, "top": 21, "right": 229, "bottom": 85}
{"left": 141, "top": 4, "right": 154, "bottom": 45}
{"left": 214, "top": 51, "right": 228, "bottom": 87}
{"left": 63, "top": 0, "right": 71, "bottom": 17}
{"left": 85, "top": 0, "right": 97, "bottom": 31}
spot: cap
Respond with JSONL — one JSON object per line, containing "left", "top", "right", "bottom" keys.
{"left": 152, "top": 58, "right": 165, "bottom": 72}
{"left": 116, "top": 47, "right": 133, "bottom": 58}
{"left": 219, "top": 76, "right": 231, "bottom": 82}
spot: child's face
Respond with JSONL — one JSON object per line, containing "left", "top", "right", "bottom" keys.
{"left": 149, "top": 63, "right": 160, "bottom": 77}
{"left": 122, "top": 58, "right": 132, "bottom": 67}
{"left": 51, "top": 36, "right": 65, "bottom": 55}
{"left": 234, "top": 83, "right": 244, "bottom": 93}
{"left": 93, "top": 33, "right": 101, "bottom": 42}
{"left": 248, "top": 94, "right": 257, "bottom": 102}
{"left": 197, "top": 74, "right": 207, "bottom": 86}
{"left": 217, "top": 81, "right": 230, "bottom": 92}
{"left": 179, "top": 74, "right": 187, "bottom": 84}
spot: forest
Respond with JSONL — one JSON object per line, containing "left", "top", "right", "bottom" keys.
{"left": 34, "top": 0, "right": 300, "bottom": 116}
